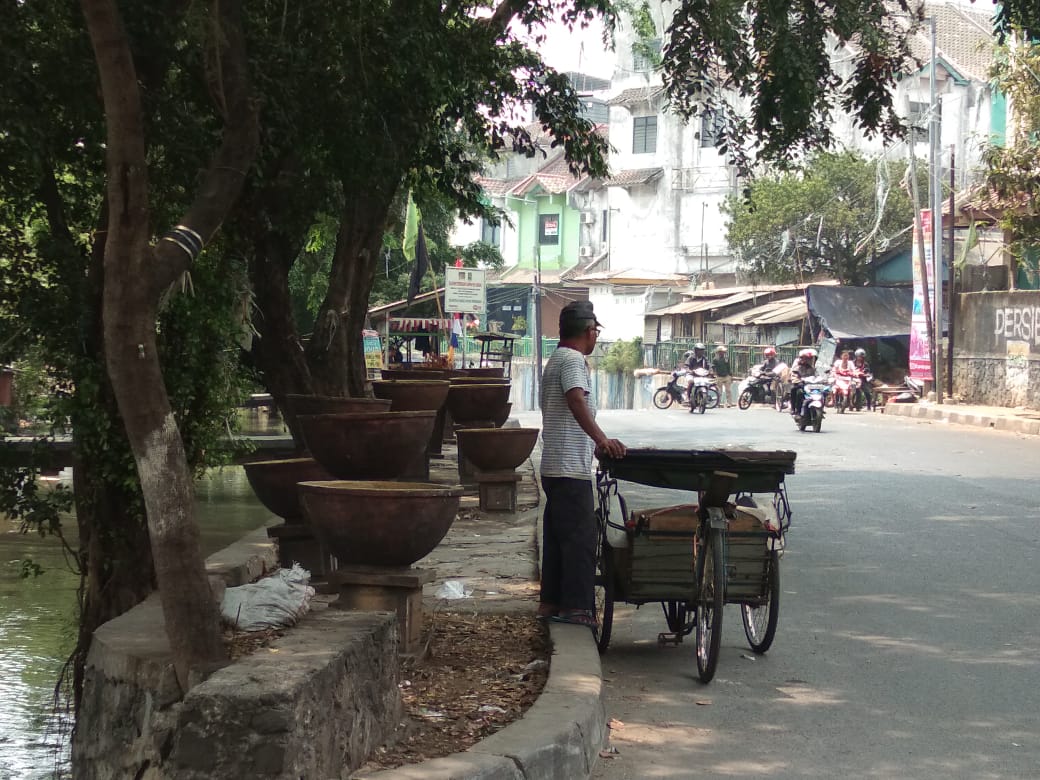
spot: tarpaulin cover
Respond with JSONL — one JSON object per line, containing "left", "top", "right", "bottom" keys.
{"left": 805, "top": 285, "right": 912, "bottom": 339}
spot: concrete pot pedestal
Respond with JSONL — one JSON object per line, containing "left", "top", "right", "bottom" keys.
{"left": 266, "top": 523, "right": 336, "bottom": 581}
{"left": 327, "top": 565, "right": 436, "bottom": 655}
{"left": 474, "top": 470, "right": 522, "bottom": 512}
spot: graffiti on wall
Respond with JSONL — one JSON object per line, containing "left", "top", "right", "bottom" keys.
{"left": 993, "top": 306, "right": 1040, "bottom": 349}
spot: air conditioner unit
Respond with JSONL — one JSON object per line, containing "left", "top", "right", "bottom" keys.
{"left": 578, "top": 245, "right": 594, "bottom": 258}
{"left": 580, "top": 211, "right": 596, "bottom": 224}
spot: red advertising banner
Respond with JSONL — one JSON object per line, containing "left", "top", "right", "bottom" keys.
{"left": 909, "top": 209, "right": 933, "bottom": 380}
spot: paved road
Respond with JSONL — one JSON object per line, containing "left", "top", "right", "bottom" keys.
{"left": 516, "top": 405, "right": 1040, "bottom": 779}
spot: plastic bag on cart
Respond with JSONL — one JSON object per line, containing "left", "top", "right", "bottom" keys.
{"left": 220, "top": 563, "right": 315, "bottom": 631}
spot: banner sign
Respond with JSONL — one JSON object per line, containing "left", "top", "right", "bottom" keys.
{"left": 362, "top": 329, "right": 383, "bottom": 370}
{"left": 445, "top": 267, "right": 486, "bottom": 314}
{"left": 909, "top": 209, "right": 934, "bottom": 380}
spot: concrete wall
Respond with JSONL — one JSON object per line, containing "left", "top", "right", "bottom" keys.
{"left": 72, "top": 528, "right": 401, "bottom": 780}
{"left": 952, "top": 291, "right": 1040, "bottom": 408}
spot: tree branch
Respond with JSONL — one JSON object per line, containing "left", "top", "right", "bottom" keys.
{"left": 150, "top": 0, "right": 259, "bottom": 296}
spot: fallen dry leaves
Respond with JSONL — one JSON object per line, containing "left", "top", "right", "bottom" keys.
{"left": 357, "top": 611, "right": 551, "bottom": 772}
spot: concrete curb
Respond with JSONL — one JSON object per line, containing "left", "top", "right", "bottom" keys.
{"left": 356, "top": 624, "right": 604, "bottom": 780}
{"left": 881, "top": 402, "right": 1040, "bottom": 436}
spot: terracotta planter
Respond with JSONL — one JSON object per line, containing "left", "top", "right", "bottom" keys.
{"left": 446, "top": 383, "right": 511, "bottom": 426}
{"left": 448, "top": 377, "right": 511, "bottom": 386}
{"left": 492, "top": 402, "right": 513, "bottom": 428}
{"left": 454, "top": 367, "right": 505, "bottom": 378}
{"left": 243, "top": 457, "right": 333, "bottom": 522}
{"left": 297, "top": 411, "right": 436, "bottom": 480}
{"left": 299, "top": 480, "right": 464, "bottom": 566}
{"left": 372, "top": 379, "right": 452, "bottom": 457}
{"left": 379, "top": 368, "right": 451, "bottom": 381}
{"left": 285, "top": 394, "right": 391, "bottom": 419}
{"left": 454, "top": 428, "right": 539, "bottom": 472}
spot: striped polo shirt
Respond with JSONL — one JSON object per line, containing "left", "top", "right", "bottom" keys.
{"left": 540, "top": 346, "right": 595, "bottom": 480}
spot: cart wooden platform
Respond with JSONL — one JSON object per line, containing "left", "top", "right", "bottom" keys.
{"left": 594, "top": 448, "right": 796, "bottom": 682}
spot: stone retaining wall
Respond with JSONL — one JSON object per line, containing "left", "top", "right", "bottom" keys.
{"left": 72, "top": 527, "right": 401, "bottom": 779}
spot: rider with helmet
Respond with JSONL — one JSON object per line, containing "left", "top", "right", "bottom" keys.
{"left": 789, "top": 348, "right": 818, "bottom": 417}
{"left": 852, "top": 348, "right": 873, "bottom": 409}
{"left": 685, "top": 343, "right": 710, "bottom": 372}
{"left": 760, "top": 346, "right": 779, "bottom": 373}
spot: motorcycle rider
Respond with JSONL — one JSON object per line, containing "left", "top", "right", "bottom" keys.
{"left": 712, "top": 345, "right": 734, "bottom": 407}
{"left": 789, "top": 348, "right": 818, "bottom": 418}
{"left": 760, "top": 346, "right": 779, "bottom": 373}
{"left": 685, "top": 343, "right": 710, "bottom": 372}
{"left": 852, "top": 348, "right": 873, "bottom": 409}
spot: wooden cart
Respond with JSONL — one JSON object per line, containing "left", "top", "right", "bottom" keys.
{"left": 594, "top": 448, "right": 796, "bottom": 683}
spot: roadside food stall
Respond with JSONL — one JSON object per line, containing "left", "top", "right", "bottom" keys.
{"left": 387, "top": 317, "right": 451, "bottom": 366}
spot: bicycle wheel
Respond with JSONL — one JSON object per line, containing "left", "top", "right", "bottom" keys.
{"left": 594, "top": 537, "right": 615, "bottom": 653}
{"left": 663, "top": 601, "right": 693, "bottom": 634}
{"left": 653, "top": 388, "right": 673, "bottom": 410}
{"left": 695, "top": 529, "right": 725, "bottom": 683}
{"left": 741, "top": 550, "right": 780, "bottom": 653}
{"left": 738, "top": 388, "right": 754, "bottom": 410}
{"left": 706, "top": 387, "right": 720, "bottom": 409}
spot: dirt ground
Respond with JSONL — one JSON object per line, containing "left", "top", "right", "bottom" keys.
{"left": 355, "top": 611, "right": 551, "bottom": 772}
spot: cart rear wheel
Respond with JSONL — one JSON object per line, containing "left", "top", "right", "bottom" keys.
{"left": 695, "top": 529, "right": 725, "bottom": 683}
{"left": 738, "top": 389, "right": 753, "bottom": 410}
{"left": 594, "top": 538, "right": 615, "bottom": 653}
{"left": 663, "top": 601, "right": 695, "bottom": 636}
{"left": 652, "top": 388, "right": 673, "bottom": 410}
{"left": 741, "top": 550, "right": 780, "bottom": 653}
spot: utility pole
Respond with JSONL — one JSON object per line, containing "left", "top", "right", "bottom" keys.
{"left": 927, "top": 16, "right": 944, "bottom": 403}
{"left": 947, "top": 146, "right": 956, "bottom": 398}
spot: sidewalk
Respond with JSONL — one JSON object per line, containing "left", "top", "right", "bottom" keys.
{"left": 881, "top": 399, "right": 1040, "bottom": 435}
{"left": 360, "top": 435, "right": 606, "bottom": 780}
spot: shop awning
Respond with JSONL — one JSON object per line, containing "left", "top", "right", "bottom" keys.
{"left": 805, "top": 285, "right": 912, "bottom": 339}
{"left": 390, "top": 317, "right": 451, "bottom": 333}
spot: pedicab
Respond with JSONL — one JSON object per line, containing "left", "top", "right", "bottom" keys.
{"left": 593, "top": 448, "right": 796, "bottom": 683}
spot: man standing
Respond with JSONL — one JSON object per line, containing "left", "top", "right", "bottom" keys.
{"left": 712, "top": 345, "right": 734, "bottom": 407}
{"left": 538, "top": 300, "right": 626, "bottom": 628}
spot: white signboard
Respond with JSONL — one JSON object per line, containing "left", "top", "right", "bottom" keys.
{"left": 445, "top": 267, "right": 486, "bottom": 314}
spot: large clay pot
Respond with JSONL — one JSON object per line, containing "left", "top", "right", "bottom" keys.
{"left": 299, "top": 480, "right": 464, "bottom": 566}
{"left": 372, "top": 379, "right": 452, "bottom": 457}
{"left": 448, "top": 377, "right": 511, "bottom": 386}
{"left": 371, "top": 380, "right": 450, "bottom": 412}
{"left": 454, "top": 428, "right": 539, "bottom": 472}
{"left": 446, "top": 383, "right": 511, "bottom": 426}
{"left": 243, "top": 457, "right": 333, "bottom": 522}
{"left": 492, "top": 402, "right": 513, "bottom": 428}
{"left": 379, "top": 368, "right": 450, "bottom": 381}
{"left": 454, "top": 367, "right": 505, "bottom": 378}
{"left": 297, "top": 411, "right": 436, "bottom": 480}
{"left": 285, "top": 394, "right": 391, "bottom": 419}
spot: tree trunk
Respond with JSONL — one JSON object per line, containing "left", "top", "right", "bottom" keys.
{"left": 81, "top": 0, "right": 258, "bottom": 689}
{"left": 307, "top": 191, "right": 394, "bottom": 396}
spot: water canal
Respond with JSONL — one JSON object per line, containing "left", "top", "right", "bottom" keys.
{"left": 0, "top": 414, "right": 286, "bottom": 777}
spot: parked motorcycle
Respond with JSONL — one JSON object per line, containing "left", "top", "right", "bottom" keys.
{"left": 686, "top": 368, "right": 720, "bottom": 414}
{"left": 794, "top": 376, "right": 831, "bottom": 432}
{"left": 652, "top": 369, "right": 691, "bottom": 410}
{"left": 737, "top": 363, "right": 783, "bottom": 410}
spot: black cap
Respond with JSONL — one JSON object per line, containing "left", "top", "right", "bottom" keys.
{"left": 559, "top": 300, "right": 603, "bottom": 329}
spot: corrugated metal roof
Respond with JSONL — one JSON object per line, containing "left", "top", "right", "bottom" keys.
{"left": 715, "top": 297, "right": 807, "bottom": 326}
{"left": 649, "top": 290, "right": 761, "bottom": 316}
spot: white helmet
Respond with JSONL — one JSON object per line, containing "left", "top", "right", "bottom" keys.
{"left": 716, "top": 344, "right": 727, "bottom": 352}
{"left": 854, "top": 348, "right": 867, "bottom": 358}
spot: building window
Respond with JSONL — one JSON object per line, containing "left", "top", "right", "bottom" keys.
{"left": 538, "top": 213, "right": 560, "bottom": 245}
{"left": 633, "top": 116, "right": 657, "bottom": 154}
{"left": 481, "top": 219, "right": 500, "bottom": 246}
{"left": 700, "top": 111, "right": 724, "bottom": 147}
{"left": 632, "top": 38, "right": 662, "bottom": 72}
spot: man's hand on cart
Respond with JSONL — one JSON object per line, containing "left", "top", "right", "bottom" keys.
{"left": 595, "top": 437, "right": 627, "bottom": 460}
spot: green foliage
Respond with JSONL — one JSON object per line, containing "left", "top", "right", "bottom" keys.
{"left": 982, "top": 42, "right": 1040, "bottom": 263}
{"left": 723, "top": 151, "right": 914, "bottom": 285}
{"left": 600, "top": 338, "right": 643, "bottom": 373}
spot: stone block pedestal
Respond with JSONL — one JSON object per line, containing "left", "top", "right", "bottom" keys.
{"left": 328, "top": 565, "right": 436, "bottom": 655}
{"left": 474, "top": 470, "right": 521, "bottom": 512}
{"left": 267, "top": 523, "right": 335, "bottom": 579}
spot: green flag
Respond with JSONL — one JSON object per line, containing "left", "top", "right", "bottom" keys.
{"left": 402, "top": 192, "right": 421, "bottom": 262}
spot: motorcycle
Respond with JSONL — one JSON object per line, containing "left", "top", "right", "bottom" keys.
{"left": 831, "top": 371, "right": 856, "bottom": 414}
{"left": 686, "top": 368, "right": 720, "bottom": 414}
{"left": 737, "top": 363, "right": 784, "bottom": 410}
{"left": 794, "top": 376, "right": 831, "bottom": 433}
{"left": 652, "top": 368, "right": 691, "bottom": 410}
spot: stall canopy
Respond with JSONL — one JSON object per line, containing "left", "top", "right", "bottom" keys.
{"left": 805, "top": 284, "right": 912, "bottom": 339}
